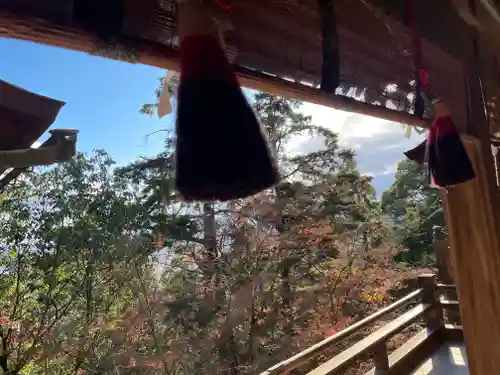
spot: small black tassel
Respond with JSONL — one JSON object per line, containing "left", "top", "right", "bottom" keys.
{"left": 74, "top": 0, "right": 124, "bottom": 43}
{"left": 404, "top": 102, "right": 475, "bottom": 187}
{"left": 427, "top": 111, "right": 475, "bottom": 187}
{"left": 414, "top": 90, "right": 426, "bottom": 117}
{"left": 318, "top": 0, "right": 340, "bottom": 93}
{"left": 404, "top": 139, "right": 426, "bottom": 165}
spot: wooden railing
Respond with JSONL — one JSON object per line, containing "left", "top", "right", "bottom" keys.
{"left": 261, "top": 274, "right": 462, "bottom": 375}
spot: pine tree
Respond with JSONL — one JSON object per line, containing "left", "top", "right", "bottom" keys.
{"left": 381, "top": 159, "right": 445, "bottom": 265}
{"left": 130, "top": 90, "right": 398, "bottom": 373}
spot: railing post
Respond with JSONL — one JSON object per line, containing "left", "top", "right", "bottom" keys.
{"left": 373, "top": 343, "right": 389, "bottom": 375}
{"left": 418, "top": 274, "right": 444, "bottom": 330}
{"left": 434, "top": 229, "right": 461, "bottom": 325}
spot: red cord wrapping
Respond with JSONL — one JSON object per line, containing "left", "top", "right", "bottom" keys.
{"left": 180, "top": 35, "right": 237, "bottom": 84}
{"left": 214, "top": 0, "right": 232, "bottom": 11}
{"left": 408, "top": 0, "right": 429, "bottom": 92}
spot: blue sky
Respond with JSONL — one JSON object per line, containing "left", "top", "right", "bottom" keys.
{"left": 0, "top": 38, "right": 171, "bottom": 165}
{"left": 1, "top": 38, "right": 423, "bottom": 193}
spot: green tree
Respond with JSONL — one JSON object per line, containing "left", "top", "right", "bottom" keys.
{"left": 0, "top": 151, "right": 162, "bottom": 375}
{"left": 0, "top": 89, "right": 420, "bottom": 375}
{"left": 381, "top": 159, "right": 445, "bottom": 265}
{"left": 129, "top": 90, "right": 404, "bottom": 374}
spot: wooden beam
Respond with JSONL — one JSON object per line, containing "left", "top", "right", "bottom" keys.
{"left": 451, "top": 0, "right": 482, "bottom": 29}
{"left": 479, "top": 0, "right": 500, "bottom": 24}
{"left": 234, "top": 67, "right": 430, "bottom": 129}
{"left": 0, "top": 10, "right": 431, "bottom": 129}
{"left": 450, "top": 0, "right": 500, "bottom": 52}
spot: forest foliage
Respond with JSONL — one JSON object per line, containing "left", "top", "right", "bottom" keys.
{"left": 0, "top": 92, "right": 444, "bottom": 374}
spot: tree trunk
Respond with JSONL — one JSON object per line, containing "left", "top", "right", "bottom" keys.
{"left": 202, "top": 203, "right": 242, "bottom": 373}
{"left": 202, "top": 202, "right": 218, "bottom": 282}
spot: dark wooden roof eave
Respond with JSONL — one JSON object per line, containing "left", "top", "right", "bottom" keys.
{"left": 0, "top": 10, "right": 430, "bottom": 130}
{"left": 0, "top": 78, "right": 65, "bottom": 188}
{"left": 0, "top": 79, "right": 65, "bottom": 128}
{"left": 0, "top": 78, "right": 65, "bottom": 151}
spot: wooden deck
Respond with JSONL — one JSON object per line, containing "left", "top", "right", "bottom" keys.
{"left": 262, "top": 275, "right": 463, "bottom": 375}
{"left": 410, "top": 342, "right": 468, "bottom": 375}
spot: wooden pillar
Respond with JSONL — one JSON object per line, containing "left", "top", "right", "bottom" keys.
{"left": 434, "top": 232, "right": 461, "bottom": 325}
{"left": 438, "top": 11, "right": 500, "bottom": 369}
{"left": 441, "top": 135, "right": 500, "bottom": 375}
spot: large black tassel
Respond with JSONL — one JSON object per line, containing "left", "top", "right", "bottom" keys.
{"left": 175, "top": 2, "right": 279, "bottom": 202}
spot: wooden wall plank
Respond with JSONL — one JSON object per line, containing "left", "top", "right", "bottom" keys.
{"left": 442, "top": 135, "right": 500, "bottom": 375}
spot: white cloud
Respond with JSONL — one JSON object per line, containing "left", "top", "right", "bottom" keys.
{"left": 284, "top": 102, "right": 425, "bottom": 192}
{"left": 377, "top": 142, "right": 411, "bottom": 151}
{"left": 302, "top": 103, "right": 402, "bottom": 141}
{"left": 368, "top": 164, "right": 398, "bottom": 177}
{"left": 286, "top": 103, "right": 407, "bottom": 155}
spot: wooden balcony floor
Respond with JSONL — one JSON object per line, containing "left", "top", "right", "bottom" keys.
{"left": 410, "top": 343, "right": 468, "bottom": 375}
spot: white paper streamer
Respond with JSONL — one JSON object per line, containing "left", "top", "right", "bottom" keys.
{"left": 157, "top": 70, "right": 178, "bottom": 119}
